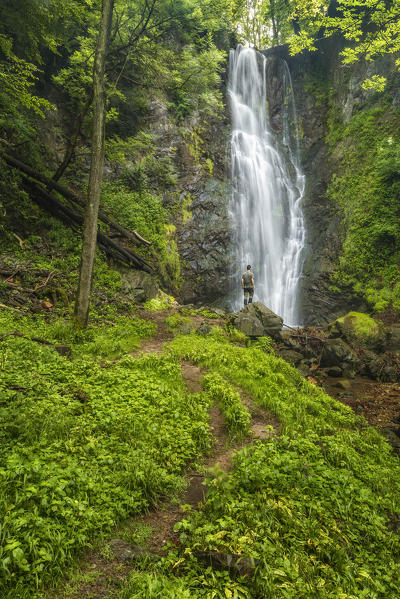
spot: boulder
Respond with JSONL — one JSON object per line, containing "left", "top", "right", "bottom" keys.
{"left": 326, "top": 366, "right": 343, "bottom": 377}
{"left": 242, "top": 302, "right": 283, "bottom": 339}
{"left": 326, "top": 311, "right": 387, "bottom": 352}
{"left": 109, "top": 539, "right": 158, "bottom": 563}
{"left": 387, "top": 324, "right": 400, "bottom": 353}
{"left": 197, "top": 322, "right": 212, "bottom": 335}
{"left": 320, "top": 338, "right": 359, "bottom": 374}
{"left": 279, "top": 349, "right": 304, "bottom": 366}
{"left": 297, "top": 360, "right": 311, "bottom": 377}
{"left": 121, "top": 270, "right": 159, "bottom": 303}
{"left": 280, "top": 329, "right": 303, "bottom": 350}
{"left": 381, "top": 427, "right": 400, "bottom": 452}
{"left": 195, "top": 550, "right": 259, "bottom": 575}
{"left": 332, "top": 378, "right": 353, "bottom": 392}
{"left": 234, "top": 312, "right": 265, "bottom": 337}
{"left": 366, "top": 356, "right": 398, "bottom": 382}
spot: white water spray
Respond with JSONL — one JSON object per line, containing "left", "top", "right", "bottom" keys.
{"left": 229, "top": 46, "right": 306, "bottom": 326}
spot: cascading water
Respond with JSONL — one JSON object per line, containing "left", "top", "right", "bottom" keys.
{"left": 229, "top": 45, "right": 306, "bottom": 327}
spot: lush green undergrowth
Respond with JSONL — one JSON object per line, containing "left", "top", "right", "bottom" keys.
{"left": 113, "top": 333, "right": 400, "bottom": 599}
{"left": 2, "top": 315, "right": 400, "bottom": 599}
{"left": 0, "top": 311, "right": 212, "bottom": 599}
{"left": 327, "top": 104, "right": 400, "bottom": 312}
{"left": 0, "top": 208, "right": 132, "bottom": 316}
{"left": 203, "top": 372, "right": 251, "bottom": 440}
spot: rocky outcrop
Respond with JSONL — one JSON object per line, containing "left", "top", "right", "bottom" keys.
{"left": 234, "top": 302, "right": 283, "bottom": 339}
{"left": 268, "top": 310, "right": 399, "bottom": 382}
{"left": 327, "top": 312, "right": 388, "bottom": 352}
{"left": 178, "top": 178, "right": 233, "bottom": 305}
{"left": 121, "top": 269, "right": 159, "bottom": 303}
{"left": 320, "top": 338, "right": 360, "bottom": 375}
{"left": 144, "top": 97, "right": 232, "bottom": 306}
{"left": 387, "top": 325, "right": 400, "bottom": 353}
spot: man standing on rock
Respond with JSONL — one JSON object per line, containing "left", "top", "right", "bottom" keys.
{"left": 241, "top": 265, "right": 255, "bottom": 306}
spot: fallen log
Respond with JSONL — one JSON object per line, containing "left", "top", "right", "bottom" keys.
{"left": 22, "top": 178, "right": 153, "bottom": 272}
{"left": 2, "top": 152, "right": 151, "bottom": 246}
{"left": 0, "top": 302, "right": 25, "bottom": 315}
{"left": 4, "top": 270, "right": 57, "bottom": 294}
{"left": 0, "top": 267, "right": 54, "bottom": 277}
{"left": 0, "top": 330, "right": 71, "bottom": 356}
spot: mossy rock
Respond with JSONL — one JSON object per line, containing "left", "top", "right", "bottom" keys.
{"left": 327, "top": 311, "right": 387, "bottom": 351}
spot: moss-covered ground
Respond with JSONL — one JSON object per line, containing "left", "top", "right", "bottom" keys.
{"left": 1, "top": 307, "right": 400, "bottom": 599}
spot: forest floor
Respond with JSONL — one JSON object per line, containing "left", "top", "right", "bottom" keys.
{"left": 46, "top": 310, "right": 278, "bottom": 599}
{"left": 45, "top": 308, "right": 400, "bottom": 599}
{"left": 318, "top": 373, "right": 400, "bottom": 450}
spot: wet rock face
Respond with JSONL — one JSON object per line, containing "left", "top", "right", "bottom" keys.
{"left": 178, "top": 178, "right": 233, "bottom": 305}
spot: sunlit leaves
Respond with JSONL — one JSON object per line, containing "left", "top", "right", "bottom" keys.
{"left": 361, "top": 75, "right": 387, "bottom": 92}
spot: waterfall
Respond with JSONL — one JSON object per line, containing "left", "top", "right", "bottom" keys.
{"left": 228, "top": 45, "right": 306, "bottom": 327}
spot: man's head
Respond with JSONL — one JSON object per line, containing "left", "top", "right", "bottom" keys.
{"left": 247, "top": 265, "right": 251, "bottom": 271}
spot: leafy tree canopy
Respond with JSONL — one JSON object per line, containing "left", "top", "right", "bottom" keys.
{"left": 232, "top": 0, "right": 400, "bottom": 89}
{"left": 288, "top": 0, "right": 400, "bottom": 89}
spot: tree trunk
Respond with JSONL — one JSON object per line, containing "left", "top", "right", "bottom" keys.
{"left": 74, "top": 0, "right": 114, "bottom": 327}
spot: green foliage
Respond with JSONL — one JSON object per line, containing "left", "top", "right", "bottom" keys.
{"left": 165, "top": 313, "right": 191, "bottom": 331}
{"left": 180, "top": 307, "right": 221, "bottom": 319}
{"left": 144, "top": 292, "right": 176, "bottom": 311}
{"left": 0, "top": 37, "right": 53, "bottom": 117}
{"left": 2, "top": 309, "right": 400, "bottom": 598}
{"left": 327, "top": 107, "right": 400, "bottom": 311}
{"left": 0, "top": 0, "right": 87, "bottom": 144}
{"left": 101, "top": 182, "right": 181, "bottom": 287}
{"left": 203, "top": 373, "right": 251, "bottom": 440}
{"left": 51, "top": 316, "right": 157, "bottom": 359}
{"left": 250, "top": 335, "right": 274, "bottom": 353}
{"left": 105, "top": 133, "right": 178, "bottom": 189}
{"left": 0, "top": 200, "right": 131, "bottom": 315}
{"left": 167, "top": 44, "right": 225, "bottom": 121}
{"left": 226, "top": 326, "right": 248, "bottom": 345}
{"left": 0, "top": 311, "right": 211, "bottom": 598}
{"left": 116, "top": 570, "right": 193, "bottom": 599}
{"left": 287, "top": 0, "right": 400, "bottom": 90}
{"left": 164, "top": 333, "right": 400, "bottom": 598}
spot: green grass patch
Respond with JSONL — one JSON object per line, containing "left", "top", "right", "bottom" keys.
{"left": 145, "top": 332, "right": 400, "bottom": 599}
{"left": 164, "top": 313, "right": 191, "bottom": 332}
{"left": 0, "top": 312, "right": 211, "bottom": 598}
{"left": 3, "top": 318, "right": 400, "bottom": 599}
{"left": 202, "top": 373, "right": 251, "bottom": 440}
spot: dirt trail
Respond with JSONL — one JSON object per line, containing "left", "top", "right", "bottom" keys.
{"left": 131, "top": 308, "right": 173, "bottom": 355}
{"left": 113, "top": 360, "right": 275, "bottom": 557}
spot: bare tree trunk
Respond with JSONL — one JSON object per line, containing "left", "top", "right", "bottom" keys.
{"left": 74, "top": 0, "right": 114, "bottom": 327}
